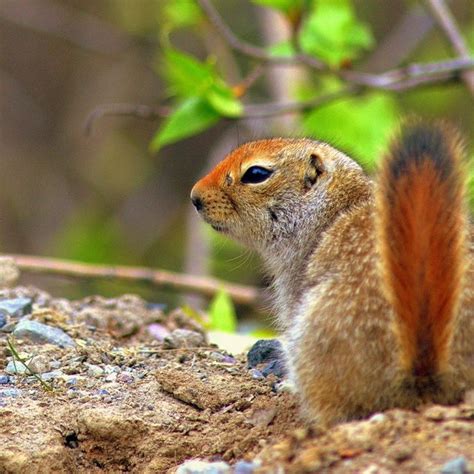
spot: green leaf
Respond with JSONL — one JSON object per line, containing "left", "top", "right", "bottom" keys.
{"left": 151, "top": 97, "right": 220, "bottom": 151}
{"left": 207, "top": 289, "right": 238, "bottom": 333}
{"left": 252, "top": 0, "right": 304, "bottom": 14}
{"left": 299, "top": 0, "right": 374, "bottom": 66}
{"left": 161, "top": 48, "right": 215, "bottom": 97}
{"left": 302, "top": 90, "right": 398, "bottom": 168}
{"left": 162, "top": 0, "right": 201, "bottom": 30}
{"left": 206, "top": 82, "right": 243, "bottom": 117}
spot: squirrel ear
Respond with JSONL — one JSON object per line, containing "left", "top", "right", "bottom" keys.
{"left": 304, "top": 153, "right": 325, "bottom": 189}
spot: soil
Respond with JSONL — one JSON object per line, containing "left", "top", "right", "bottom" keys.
{"left": 0, "top": 286, "right": 472, "bottom": 473}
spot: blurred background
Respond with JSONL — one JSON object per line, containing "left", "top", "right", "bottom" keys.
{"left": 0, "top": 0, "right": 472, "bottom": 317}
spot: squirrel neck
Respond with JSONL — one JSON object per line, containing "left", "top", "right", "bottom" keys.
{"left": 259, "top": 167, "right": 373, "bottom": 327}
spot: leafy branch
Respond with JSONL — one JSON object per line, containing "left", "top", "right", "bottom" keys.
{"left": 86, "top": 0, "right": 474, "bottom": 151}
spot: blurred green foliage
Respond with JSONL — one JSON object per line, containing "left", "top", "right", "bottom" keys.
{"left": 3, "top": 0, "right": 472, "bottom": 310}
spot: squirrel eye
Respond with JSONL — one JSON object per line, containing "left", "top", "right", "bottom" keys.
{"left": 241, "top": 166, "right": 273, "bottom": 184}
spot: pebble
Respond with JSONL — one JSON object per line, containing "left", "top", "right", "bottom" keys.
{"left": 105, "top": 372, "right": 117, "bottom": 383}
{"left": 0, "top": 311, "right": 7, "bottom": 328}
{"left": 13, "top": 319, "right": 75, "bottom": 348}
{"left": 247, "top": 339, "right": 283, "bottom": 368}
{"left": 0, "top": 257, "right": 20, "bottom": 287}
{"left": 6, "top": 360, "right": 30, "bottom": 375}
{"left": 441, "top": 457, "right": 468, "bottom": 474}
{"left": 261, "top": 359, "right": 286, "bottom": 378}
{"left": 0, "top": 375, "right": 10, "bottom": 384}
{"left": 175, "top": 459, "right": 231, "bottom": 474}
{"left": 0, "top": 298, "right": 33, "bottom": 318}
{"left": 234, "top": 461, "right": 258, "bottom": 474}
{"left": 249, "top": 369, "right": 264, "bottom": 380}
{"left": 209, "top": 352, "right": 235, "bottom": 364}
{"left": 36, "top": 370, "right": 64, "bottom": 382}
{"left": 0, "top": 388, "right": 22, "bottom": 398}
{"left": 164, "top": 329, "right": 205, "bottom": 349}
{"left": 86, "top": 364, "right": 104, "bottom": 378}
{"left": 147, "top": 323, "right": 170, "bottom": 341}
{"left": 117, "top": 372, "right": 134, "bottom": 384}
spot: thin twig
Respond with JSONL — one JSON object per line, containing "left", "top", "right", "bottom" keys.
{"left": 84, "top": 103, "right": 170, "bottom": 136}
{"left": 196, "top": 0, "right": 326, "bottom": 69}
{"left": 6, "top": 337, "right": 54, "bottom": 392}
{"left": 424, "top": 0, "right": 474, "bottom": 95}
{"left": 10, "top": 254, "right": 259, "bottom": 307}
{"left": 243, "top": 86, "right": 359, "bottom": 118}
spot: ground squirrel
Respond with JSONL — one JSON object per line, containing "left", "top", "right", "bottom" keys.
{"left": 190, "top": 122, "right": 474, "bottom": 426}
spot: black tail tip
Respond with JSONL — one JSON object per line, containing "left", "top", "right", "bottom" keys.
{"left": 388, "top": 121, "right": 462, "bottom": 180}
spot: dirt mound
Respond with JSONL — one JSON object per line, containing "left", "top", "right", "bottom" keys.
{"left": 0, "top": 286, "right": 472, "bottom": 473}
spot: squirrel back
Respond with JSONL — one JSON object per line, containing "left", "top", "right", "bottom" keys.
{"left": 377, "top": 122, "right": 467, "bottom": 386}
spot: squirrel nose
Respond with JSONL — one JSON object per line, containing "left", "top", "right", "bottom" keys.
{"left": 190, "top": 190, "right": 204, "bottom": 211}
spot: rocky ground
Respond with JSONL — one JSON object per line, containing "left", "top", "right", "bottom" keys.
{"left": 0, "top": 285, "right": 472, "bottom": 474}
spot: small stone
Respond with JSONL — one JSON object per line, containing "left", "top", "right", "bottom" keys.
{"left": 117, "top": 372, "right": 134, "bottom": 384}
{"left": 234, "top": 461, "right": 258, "bottom": 474}
{"left": 0, "top": 311, "right": 8, "bottom": 328}
{"left": 208, "top": 352, "right": 235, "bottom": 364}
{"left": 249, "top": 369, "right": 264, "bottom": 380}
{"left": 0, "top": 298, "right": 32, "bottom": 318}
{"left": 27, "top": 355, "right": 51, "bottom": 374}
{"left": 105, "top": 372, "right": 117, "bottom": 383}
{"left": 0, "top": 388, "right": 22, "bottom": 398}
{"left": 0, "top": 257, "right": 20, "bottom": 287}
{"left": 38, "top": 370, "right": 63, "bottom": 381}
{"left": 147, "top": 323, "right": 170, "bottom": 341}
{"left": 0, "top": 375, "right": 10, "bottom": 384}
{"left": 86, "top": 364, "right": 104, "bottom": 378}
{"left": 164, "top": 328, "right": 205, "bottom": 349}
{"left": 247, "top": 339, "right": 283, "bottom": 368}
{"left": 5, "top": 360, "right": 30, "bottom": 375}
{"left": 13, "top": 319, "right": 75, "bottom": 348}
{"left": 441, "top": 457, "right": 468, "bottom": 474}
{"left": 261, "top": 359, "right": 286, "bottom": 378}
{"left": 175, "top": 459, "right": 231, "bottom": 474}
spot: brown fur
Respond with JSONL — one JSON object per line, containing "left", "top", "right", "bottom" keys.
{"left": 191, "top": 124, "right": 474, "bottom": 426}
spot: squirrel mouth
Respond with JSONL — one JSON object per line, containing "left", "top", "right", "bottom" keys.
{"left": 211, "top": 223, "right": 227, "bottom": 232}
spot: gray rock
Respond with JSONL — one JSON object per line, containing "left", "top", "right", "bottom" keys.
{"left": 0, "top": 298, "right": 32, "bottom": 318}
{"left": 441, "top": 457, "right": 468, "bottom": 474}
{"left": 86, "top": 364, "right": 104, "bottom": 377}
{"left": 249, "top": 369, "right": 264, "bottom": 380}
{"left": 0, "top": 311, "right": 8, "bottom": 328}
{"left": 5, "top": 360, "right": 30, "bottom": 375}
{"left": 164, "top": 329, "right": 205, "bottom": 349}
{"left": 0, "top": 388, "right": 22, "bottom": 398}
{"left": 0, "top": 375, "right": 10, "bottom": 384}
{"left": 234, "top": 461, "right": 258, "bottom": 474}
{"left": 247, "top": 339, "right": 283, "bottom": 368}
{"left": 176, "top": 460, "right": 230, "bottom": 474}
{"left": 13, "top": 319, "right": 75, "bottom": 348}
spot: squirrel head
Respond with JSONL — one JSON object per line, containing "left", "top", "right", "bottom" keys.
{"left": 191, "top": 138, "right": 371, "bottom": 259}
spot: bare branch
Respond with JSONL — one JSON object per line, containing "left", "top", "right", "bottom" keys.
{"left": 425, "top": 0, "right": 474, "bottom": 94}
{"left": 84, "top": 103, "right": 170, "bottom": 136}
{"left": 196, "top": 0, "right": 326, "bottom": 70}
{"left": 243, "top": 86, "right": 358, "bottom": 118}
{"left": 10, "top": 254, "right": 259, "bottom": 307}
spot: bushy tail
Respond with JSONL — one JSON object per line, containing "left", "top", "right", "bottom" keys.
{"left": 377, "top": 121, "right": 467, "bottom": 380}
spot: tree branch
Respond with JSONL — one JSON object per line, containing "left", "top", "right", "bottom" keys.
{"left": 196, "top": 0, "right": 326, "bottom": 69}
{"left": 424, "top": 0, "right": 474, "bottom": 95}
{"left": 9, "top": 254, "right": 259, "bottom": 307}
{"left": 84, "top": 103, "right": 170, "bottom": 136}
